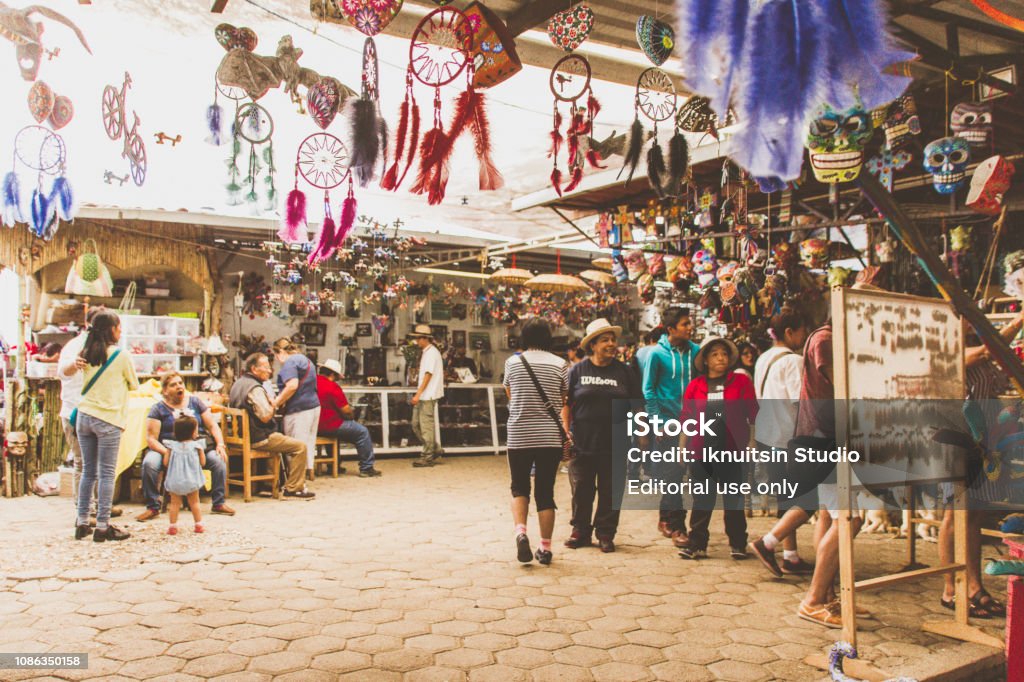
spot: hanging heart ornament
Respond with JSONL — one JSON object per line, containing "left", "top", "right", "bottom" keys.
{"left": 307, "top": 77, "right": 343, "bottom": 130}
{"left": 215, "top": 23, "right": 258, "bottom": 51}
{"left": 28, "top": 81, "right": 55, "bottom": 124}
{"left": 547, "top": 4, "right": 594, "bottom": 53}
{"left": 339, "top": 0, "right": 404, "bottom": 37}
{"left": 635, "top": 16, "right": 674, "bottom": 66}
{"left": 50, "top": 95, "right": 74, "bottom": 130}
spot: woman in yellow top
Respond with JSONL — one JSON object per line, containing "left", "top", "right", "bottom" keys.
{"left": 75, "top": 311, "right": 138, "bottom": 542}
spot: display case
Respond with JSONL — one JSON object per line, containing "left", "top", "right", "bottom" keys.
{"left": 119, "top": 315, "right": 202, "bottom": 375}
{"left": 337, "top": 384, "right": 507, "bottom": 456}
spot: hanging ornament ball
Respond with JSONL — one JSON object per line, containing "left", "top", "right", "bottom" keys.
{"left": 49, "top": 95, "right": 74, "bottom": 130}
{"left": 547, "top": 4, "right": 594, "bottom": 53}
{"left": 635, "top": 16, "right": 674, "bottom": 66}
{"left": 28, "top": 81, "right": 55, "bottom": 124}
{"left": 307, "top": 77, "right": 343, "bottom": 130}
{"left": 214, "top": 23, "right": 258, "bottom": 51}
{"left": 338, "top": 0, "right": 404, "bottom": 37}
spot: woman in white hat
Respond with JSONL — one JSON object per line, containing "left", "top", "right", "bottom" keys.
{"left": 677, "top": 337, "right": 758, "bottom": 561}
{"left": 564, "top": 318, "right": 642, "bottom": 553}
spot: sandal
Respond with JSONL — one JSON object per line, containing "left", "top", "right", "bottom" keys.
{"left": 971, "top": 590, "right": 1006, "bottom": 618}
{"left": 940, "top": 594, "right": 994, "bottom": 619}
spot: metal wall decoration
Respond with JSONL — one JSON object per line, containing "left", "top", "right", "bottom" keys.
{"left": 0, "top": 2, "right": 90, "bottom": 80}
{"left": 227, "top": 101, "right": 276, "bottom": 209}
{"left": 101, "top": 72, "right": 146, "bottom": 186}
{"left": 3, "top": 124, "right": 73, "bottom": 239}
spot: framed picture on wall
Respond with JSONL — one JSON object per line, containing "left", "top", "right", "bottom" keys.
{"left": 469, "top": 332, "right": 491, "bottom": 351}
{"left": 300, "top": 322, "right": 327, "bottom": 346}
{"left": 356, "top": 323, "right": 373, "bottom": 337}
{"left": 451, "top": 330, "right": 466, "bottom": 349}
{"left": 429, "top": 325, "right": 448, "bottom": 345}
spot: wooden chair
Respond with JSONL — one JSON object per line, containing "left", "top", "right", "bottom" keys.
{"left": 213, "top": 405, "right": 280, "bottom": 502}
{"left": 312, "top": 436, "right": 338, "bottom": 479}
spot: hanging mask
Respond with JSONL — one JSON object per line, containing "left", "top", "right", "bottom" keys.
{"left": 716, "top": 261, "right": 739, "bottom": 286}
{"left": 923, "top": 136, "right": 970, "bottom": 194}
{"left": 693, "top": 249, "right": 718, "bottom": 287}
{"left": 805, "top": 105, "right": 873, "bottom": 183}
{"left": 950, "top": 225, "right": 972, "bottom": 253}
{"left": 773, "top": 241, "right": 799, "bottom": 270}
{"left": 645, "top": 252, "right": 665, "bottom": 277}
{"left": 720, "top": 280, "right": 740, "bottom": 305}
{"left": 636, "top": 273, "right": 655, "bottom": 300}
{"left": 624, "top": 250, "right": 648, "bottom": 281}
{"left": 875, "top": 237, "right": 897, "bottom": 264}
{"left": 882, "top": 95, "right": 921, "bottom": 150}
{"left": 827, "top": 266, "right": 853, "bottom": 288}
{"left": 967, "top": 155, "right": 1015, "bottom": 216}
{"left": 950, "top": 102, "right": 993, "bottom": 148}
{"left": 799, "top": 238, "right": 829, "bottom": 269}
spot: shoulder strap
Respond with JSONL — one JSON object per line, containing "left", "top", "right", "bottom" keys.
{"left": 758, "top": 349, "right": 795, "bottom": 397}
{"left": 519, "top": 354, "right": 570, "bottom": 442}
{"left": 81, "top": 349, "right": 121, "bottom": 398}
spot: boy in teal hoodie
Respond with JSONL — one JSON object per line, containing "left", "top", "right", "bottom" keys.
{"left": 640, "top": 308, "right": 699, "bottom": 544}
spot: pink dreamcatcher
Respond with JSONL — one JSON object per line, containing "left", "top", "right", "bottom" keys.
{"left": 381, "top": 7, "right": 503, "bottom": 205}
{"left": 279, "top": 132, "right": 358, "bottom": 265}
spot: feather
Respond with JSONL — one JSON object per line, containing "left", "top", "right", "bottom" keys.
{"left": 585, "top": 149, "right": 606, "bottom": 169}
{"left": 587, "top": 91, "right": 602, "bottom": 121}
{"left": 410, "top": 129, "right": 446, "bottom": 196}
{"left": 308, "top": 212, "right": 337, "bottom": 265}
{"left": 29, "top": 188, "right": 54, "bottom": 239}
{"left": 334, "top": 188, "right": 357, "bottom": 247}
{"left": 397, "top": 100, "right": 421, "bottom": 189}
{"left": 647, "top": 139, "right": 667, "bottom": 198}
{"left": 549, "top": 112, "right": 564, "bottom": 161}
{"left": 278, "top": 187, "right": 307, "bottom": 243}
{"left": 665, "top": 130, "right": 689, "bottom": 196}
{"left": 49, "top": 176, "right": 74, "bottom": 221}
{"left": 350, "top": 98, "right": 382, "bottom": 188}
{"left": 382, "top": 98, "right": 409, "bottom": 191}
{"left": 377, "top": 114, "right": 389, "bottom": 179}
{"left": 206, "top": 103, "right": 224, "bottom": 146}
{"left": 563, "top": 165, "right": 585, "bottom": 194}
{"left": 618, "top": 117, "right": 646, "bottom": 184}
{"left": 550, "top": 167, "right": 563, "bottom": 197}
{"left": 2, "top": 171, "right": 23, "bottom": 227}
{"left": 755, "top": 175, "right": 787, "bottom": 193}
{"left": 468, "top": 90, "right": 503, "bottom": 191}
{"left": 428, "top": 152, "right": 450, "bottom": 205}
{"left": 676, "top": 0, "right": 751, "bottom": 118}
{"left": 730, "top": 0, "right": 826, "bottom": 181}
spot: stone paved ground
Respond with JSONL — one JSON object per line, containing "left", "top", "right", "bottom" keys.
{"left": 0, "top": 455, "right": 1009, "bottom": 681}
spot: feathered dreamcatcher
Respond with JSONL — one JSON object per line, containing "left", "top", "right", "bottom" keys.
{"left": 3, "top": 125, "right": 74, "bottom": 239}
{"left": 206, "top": 78, "right": 246, "bottom": 147}
{"left": 381, "top": 6, "right": 503, "bottom": 205}
{"left": 620, "top": 68, "right": 687, "bottom": 199}
{"left": 279, "top": 132, "right": 357, "bottom": 266}
{"left": 546, "top": 4, "right": 602, "bottom": 196}
{"left": 226, "top": 102, "right": 277, "bottom": 210}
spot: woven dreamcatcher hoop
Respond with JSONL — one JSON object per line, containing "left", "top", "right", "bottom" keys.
{"left": 547, "top": 32, "right": 602, "bottom": 197}
{"left": 621, "top": 67, "right": 689, "bottom": 199}
{"left": 382, "top": 7, "right": 502, "bottom": 204}
{"left": 340, "top": 5, "right": 391, "bottom": 189}
{"left": 280, "top": 132, "right": 358, "bottom": 266}
{"left": 2, "top": 125, "right": 74, "bottom": 239}
{"left": 226, "top": 101, "right": 277, "bottom": 209}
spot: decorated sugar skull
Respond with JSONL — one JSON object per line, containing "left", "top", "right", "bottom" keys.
{"left": 805, "top": 104, "right": 874, "bottom": 183}
{"left": 923, "top": 136, "right": 970, "bottom": 194}
{"left": 645, "top": 252, "right": 666, "bottom": 277}
{"left": 967, "top": 155, "right": 1015, "bottom": 216}
{"left": 882, "top": 95, "right": 921, "bottom": 150}
{"left": 951, "top": 102, "right": 992, "bottom": 148}
{"left": 799, "top": 238, "right": 829, "bottom": 269}
{"left": 692, "top": 248, "right": 718, "bottom": 287}
{"left": 5, "top": 432, "right": 28, "bottom": 457}
{"left": 716, "top": 261, "right": 739, "bottom": 286}
{"left": 827, "top": 266, "right": 853, "bottom": 288}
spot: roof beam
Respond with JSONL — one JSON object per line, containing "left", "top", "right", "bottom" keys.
{"left": 211, "top": 0, "right": 228, "bottom": 12}
{"left": 505, "top": 0, "right": 563, "bottom": 37}
{"left": 892, "top": 1, "right": 1024, "bottom": 44}
{"left": 894, "top": 25, "right": 1018, "bottom": 93}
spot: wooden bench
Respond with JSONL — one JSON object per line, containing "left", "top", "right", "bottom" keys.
{"left": 214, "top": 405, "right": 280, "bottom": 502}
{"left": 312, "top": 436, "right": 338, "bottom": 479}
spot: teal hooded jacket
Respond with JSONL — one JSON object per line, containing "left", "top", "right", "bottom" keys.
{"left": 641, "top": 334, "right": 700, "bottom": 424}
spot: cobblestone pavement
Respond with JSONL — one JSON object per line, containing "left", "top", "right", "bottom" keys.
{"left": 0, "top": 455, "right": 1008, "bottom": 681}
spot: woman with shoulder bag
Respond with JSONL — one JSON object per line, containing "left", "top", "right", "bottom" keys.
{"left": 502, "top": 319, "right": 569, "bottom": 565}
{"left": 74, "top": 311, "right": 139, "bottom": 542}
{"left": 565, "top": 319, "right": 643, "bottom": 553}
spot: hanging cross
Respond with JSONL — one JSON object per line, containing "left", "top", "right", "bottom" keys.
{"left": 866, "top": 149, "right": 912, "bottom": 192}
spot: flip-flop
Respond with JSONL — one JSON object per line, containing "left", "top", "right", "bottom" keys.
{"left": 941, "top": 595, "right": 994, "bottom": 619}
{"left": 971, "top": 590, "right": 1005, "bottom": 618}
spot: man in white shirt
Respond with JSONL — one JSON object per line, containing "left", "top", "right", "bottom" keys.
{"left": 410, "top": 325, "right": 445, "bottom": 467}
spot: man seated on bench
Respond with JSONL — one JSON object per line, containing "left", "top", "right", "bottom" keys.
{"left": 317, "top": 359, "right": 381, "bottom": 478}
{"left": 137, "top": 373, "right": 235, "bottom": 521}
{"left": 228, "top": 353, "right": 315, "bottom": 499}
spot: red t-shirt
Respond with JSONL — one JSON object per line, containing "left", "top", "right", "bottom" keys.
{"left": 795, "top": 325, "right": 834, "bottom": 439}
{"left": 317, "top": 375, "right": 350, "bottom": 433}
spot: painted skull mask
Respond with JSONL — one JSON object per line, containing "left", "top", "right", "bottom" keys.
{"left": 5, "top": 432, "right": 28, "bottom": 456}
{"left": 882, "top": 95, "right": 921, "bottom": 150}
{"left": 716, "top": 261, "right": 739, "bottom": 286}
{"left": 950, "top": 102, "right": 992, "bottom": 148}
{"left": 923, "top": 136, "right": 970, "bottom": 194}
{"left": 799, "top": 238, "right": 829, "bottom": 269}
{"left": 805, "top": 105, "right": 873, "bottom": 183}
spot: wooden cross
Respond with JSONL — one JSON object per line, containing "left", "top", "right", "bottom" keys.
{"left": 866, "top": 149, "right": 912, "bottom": 192}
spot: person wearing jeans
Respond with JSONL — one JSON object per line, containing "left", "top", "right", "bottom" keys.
{"left": 74, "top": 311, "right": 138, "bottom": 542}
{"left": 317, "top": 358, "right": 380, "bottom": 477}
{"left": 409, "top": 325, "right": 444, "bottom": 467}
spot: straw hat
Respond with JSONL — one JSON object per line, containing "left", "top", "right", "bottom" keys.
{"left": 409, "top": 324, "right": 433, "bottom": 339}
{"left": 580, "top": 318, "right": 622, "bottom": 351}
{"left": 318, "top": 358, "right": 343, "bottom": 376}
{"left": 694, "top": 337, "right": 739, "bottom": 373}
{"left": 578, "top": 269, "right": 616, "bottom": 285}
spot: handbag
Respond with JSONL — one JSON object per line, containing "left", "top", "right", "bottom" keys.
{"left": 69, "top": 349, "right": 121, "bottom": 428}
{"left": 519, "top": 354, "right": 575, "bottom": 462}
{"left": 65, "top": 238, "right": 113, "bottom": 297}
{"left": 117, "top": 281, "right": 140, "bottom": 315}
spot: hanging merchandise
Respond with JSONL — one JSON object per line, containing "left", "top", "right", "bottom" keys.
{"left": 3, "top": 125, "right": 73, "bottom": 238}
{"left": 64, "top": 238, "right": 112, "bottom": 297}
{"left": 692, "top": 248, "right": 718, "bottom": 288}
{"left": 799, "top": 238, "right": 829, "bottom": 269}
{"left": 226, "top": 101, "right": 277, "bottom": 209}
{"left": 0, "top": 3, "right": 90, "bottom": 81}
{"left": 923, "top": 136, "right": 970, "bottom": 194}
{"left": 967, "top": 155, "right": 1015, "bottom": 216}
{"left": 620, "top": 68, "right": 684, "bottom": 198}
{"left": 27, "top": 81, "right": 73, "bottom": 131}
{"left": 881, "top": 94, "right": 920, "bottom": 150}
{"left": 804, "top": 104, "right": 873, "bottom": 184}
{"left": 465, "top": 1, "right": 522, "bottom": 88}
{"left": 335, "top": 0, "right": 403, "bottom": 37}
{"left": 865, "top": 147, "right": 911, "bottom": 192}
{"left": 348, "top": 37, "right": 389, "bottom": 187}
{"left": 101, "top": 72, "right": 147, "bottom": 186}
{"left": 635, "top": 15, "right": 674, "bottom": 66}
{"left": 382, "top": 7, "right": 502, "bottom": 204}
{"left": 950, "top": 101, "right": 993, "bottom": 148}
{"left": 676, "top": 95, "right": 725, "bottom": 140}
{"left": 1003, "top": 251, "right": 1024, "bottom": 301}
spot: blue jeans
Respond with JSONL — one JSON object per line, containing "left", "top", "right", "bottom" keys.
{"left": 76, "top": 413, "right": 122, "bottom": 529}
{"left": 141, "top": 448, "right": 227, "bottom": 511}
{"left": 322, "top": 421, "right": 376, "bottom": 471}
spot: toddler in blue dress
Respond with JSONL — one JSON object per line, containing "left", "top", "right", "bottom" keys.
{"left": 164, "top": 416, "right": 207, "bottom": 534}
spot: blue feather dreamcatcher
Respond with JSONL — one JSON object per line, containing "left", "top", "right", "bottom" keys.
{"left": 3, "top": 125, "right": 75, "bottom": 240}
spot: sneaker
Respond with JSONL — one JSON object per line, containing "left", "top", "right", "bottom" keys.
{"left": 781, "top": 557, "right": 815, "bottom": 575}
{"left": 358, "top": 469, "right": 383, "bottom": 478}
{"left": 798, "top": 601, "right": 842, "bottom": 628}
{"left": 564, "top": 531, "right": 592, "bottom": 549}
{"left": 412, "top": 458, "right": 435, "bottom": 468}
{"left": 136, "top": 508, "right": 159, "bottom": 522}
{"left": 167, "top": 526, "right": 178, "bottom": 536}
{"left": 598, "top": 537, "right": 616, "bottom": 553}
{"left": 94, "top": 525, "right": 130, "bottom": 543}
{"left": 74, "top": 524, "right": 91, "bottom": 540}
{"left": 516, "top": 533, "right": 532, "bottom": 563}
{"left": 283, "top": 489, "right": 316, "bottom": 499}
{"left": 730, "top": 546, "right": 748, "bottom": 560}
{"left": 749, "top": 539, "right": 783, "bottom": 578}
{"left": 678, "top": 546, "right": 706, "bottom": 560}
{"left": 211, "top": 504, "right": 236, "bottom": 516}
{"left": 534, "top": 549, "right": 552, "bottom": 565}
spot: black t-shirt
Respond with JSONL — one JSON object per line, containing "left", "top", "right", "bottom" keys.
{"left": 704, "top": 376, "right": 727, "bottom": 453}
{"left": 568, "top": 358, "right": 641, "bottom": 457}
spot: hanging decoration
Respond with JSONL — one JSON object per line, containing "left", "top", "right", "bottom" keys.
{"left": 307, "top": 77, "right": 345, "bottom": 130}
{"left": 0, "top": 3, "right": 90, "bottom": 81}
{"left": 635, "top": 15, "right": 674, "bottom": 66}
{"left": 382, "top": 7, "right": 502, "bottom": 204}
{"left": 227, "top": 101, "right": 277, "bottom": 209}
{"left": 676, "top": 95, "right": 727, "bottom": 140}
{"left": 620, "top": 68, "right": 682, "bottom": 197}
{"left": 348, "top": 37, "right": 389, "bottom": 187}
{"left": 967, "top": 155, "right": 1015, "bottom": 216}
{"left": 336, "top": 0, "right": 403, "bottom": 37}
{"left": 547, "top": 4, "right": 594, "bottom": 52}
{"left": 804, "top": 104, "right": 873, "bottom": 184}
{"left": 950, "top": 101, "right": 993, "bottom": 148}
{"left": 101, "top": 72, "right": 147, "bottom": 186}
{"left": 27, "top": 81, "right": 72, "bottom": 130}
{"left": 206, "top": 78, "right": 245, "bottom": 147}
{"left": 465, "top": 1, "right": 522, "bottom": 88}
{"left": 881, "top": 94, "right": 920, "bottom": 150}
{"left": 865, "top": 147, "right": 911, "bottom": 192}
{"left": 3, "top": 125, "right": 73, "bottom": 239}
{"left": 923, "top": 136, "right": 970, "bottom": 194}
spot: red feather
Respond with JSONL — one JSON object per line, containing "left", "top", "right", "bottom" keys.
{"left": 410, "top": 128, "right": 446, "bottom": 196}
{"left": 468, "top": 90, "right": 503, "bottom": 191}
{"left": 550, "top": 167, "right": 563, "bottom": 197}
{"left": 586, "top": 149, "right": 607, "bottom": 169}
{"left": 563, "top": 165, "right": 584, "bottom": 194}
{"left": 397, "top": 99, "right": 421, "bottom": 188}
{"left": 549, "top": 108, "right": 563, "bottom": 160}
{"left": 279, "top": 187, "right": 307, "bottom": 243}
{"left": 587, "top": 91, "right": 601, "bottom": 121}
{"left": 333, "top": 187, "right": 357, "bottom": 248}
{"left": 308, "top": 202, "right": 336, "bottom": 264}
{"left": 381, "top": 99, "right": 408, "bottom": 191}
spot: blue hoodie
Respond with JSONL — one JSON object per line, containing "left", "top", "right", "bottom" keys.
{"left": 641, "top": 334, "right": 699, "bottom": 424}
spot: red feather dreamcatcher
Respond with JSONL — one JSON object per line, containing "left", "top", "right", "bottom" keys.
{"left": 546, "top": 5, "right": 603, "bottom": 197}
{"left": 381, "top": 6, "right": 503, "bottom": 205}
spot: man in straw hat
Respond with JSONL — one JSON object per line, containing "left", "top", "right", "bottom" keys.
{"left": 409, "top": 325, "right": 445, "bottom": 467}
{"left": 317, "top": 359, "right": 381, "bottom": 478}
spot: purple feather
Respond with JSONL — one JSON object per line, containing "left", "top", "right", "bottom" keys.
{"left": 755, "top": 176, "right": 787, "bottom": 193}
{"left": 676, "top": 0, "right": 751, "bottom": 118}
{"left": 730, "top": 0, "right": 826, "bottom": 181}
{"left": 278, "top": 188, "right": 307, "bottom": 243}
{"left": 206, "top": 103, "right": 224, "bottom": 146}
{"left": 49, "top": 176, "right": 74, "bottom": 221}
{"left": 2, "top": 171, "right": 22, "bottom": 227}
{"left": 29, "top": 188, "right": 56, "bottom": 239}
{"left": 822, "top": 0, "right": 913, "bottom": 109}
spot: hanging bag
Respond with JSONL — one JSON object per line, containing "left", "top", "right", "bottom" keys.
{"left": 65, "top": 238, "right": 113, "bottom": 297}
{"left": 519, "top": 354, "right": 576, "bottom": 462}
{"left": 117, "top": 281, "right": 140, "bottom": 315}
{"left": 69, "top": 349, "right": 121, "bottom": 428}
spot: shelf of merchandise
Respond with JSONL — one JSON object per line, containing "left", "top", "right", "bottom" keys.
{"left": 120, "top": 315, "right": 202, "bottom": 376}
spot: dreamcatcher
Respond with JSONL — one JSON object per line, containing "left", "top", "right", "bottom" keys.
{"left": 621, "top": 68, "right": 687, "bottom": 199}
{"left": 546, "top": 4, "right": 601, "bottom": 196}
{"left": 206, "top": 78, "right": 246, "bottom": 146}
{"left": 2, "top": 125, "right": 73, "bottom": 239}
{"left": 227, "top": 102, "right": 277, "bottom": 210}
{"left": 279, "top": 132, "right": 357, "bottom": 266}
{"left": 381, "top": 7, "right": 502, "bottom": 205}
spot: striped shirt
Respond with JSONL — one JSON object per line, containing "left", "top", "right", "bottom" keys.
{"left": 503, "top": 351, "right": 569, "bottom": 450}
